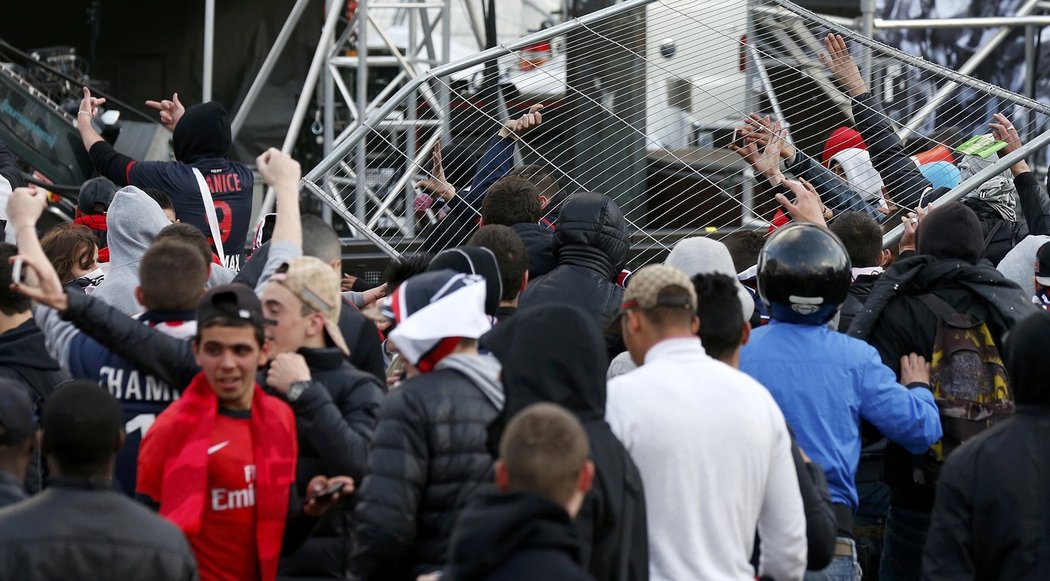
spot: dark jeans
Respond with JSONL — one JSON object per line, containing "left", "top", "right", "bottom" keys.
{"left": 879, "top": 506, "right": 931, "bottom": 580}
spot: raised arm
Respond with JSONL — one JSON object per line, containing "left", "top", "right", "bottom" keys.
{"left": 989, "top": 113, "right": 1050, "bottom": 235}
{"left": 820, "top": 35, "right": 930, "bottom": 208}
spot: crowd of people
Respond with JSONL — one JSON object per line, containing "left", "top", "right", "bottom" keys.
{"left": 0, "top": 32, "right": 1048, "bottom": 581}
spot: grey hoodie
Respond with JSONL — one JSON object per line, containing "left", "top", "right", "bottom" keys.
{"left": 91, "top": 186, "right": 171, "bottom": 315}
{"left": 435, "top": 352, "right": 504, "bottom": 410}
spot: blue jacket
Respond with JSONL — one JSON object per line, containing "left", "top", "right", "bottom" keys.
{"left": 35, "top": 307, "right": 194, "bottom": 496}
{"left": 740, "top": 321, "right": 942, "bottom": 509}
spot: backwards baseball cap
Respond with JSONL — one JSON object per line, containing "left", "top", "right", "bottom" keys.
{"left": 617, "top": 264, "right": 698, "bottom": 317}
{"left": 0, "top": 379, "right": 35, "bottom": 446}
{"left": 197, "top": 283, "right": 266, "bottom": 334}
{"left": 77, "top": 176, "right": 118, "bottom": 215}
{"left": 277, "top": 257, "right": 349, "bottom": 356}
{"left": 1037, "top": 241, "right": 1050, "bottom": 287}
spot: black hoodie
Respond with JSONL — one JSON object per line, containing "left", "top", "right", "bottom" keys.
{"left": 444, "top": 492, "right": 592, "bottom": 581}
{"left": 923, "top": 311, "right": 1050, "bottom": 579}
{"left": 483, "top": 304, "right": 648, "bottom": 581}
{"left": 519, "top": 193, "right": 629, "bottom": 331}
{"left": 88, "top": 102, "right": 254, "bottom": 269}
{"left": 0, "top": 320, "right": 67, "bottom": 404}
{"left": 0, "top": 319, "right": 69, "bottom": 494}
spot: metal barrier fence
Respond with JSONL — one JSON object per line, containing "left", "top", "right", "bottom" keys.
{"left": 300, "top": 0, "right": 1050, "bottom": 263}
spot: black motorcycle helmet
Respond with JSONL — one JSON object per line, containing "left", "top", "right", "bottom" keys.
{"left": 758, "top": 222, "right": 851, "bottom": 325}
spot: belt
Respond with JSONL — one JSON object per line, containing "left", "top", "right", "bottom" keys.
{"left": 835, "top": 539, "right": 854, "bottom": 557}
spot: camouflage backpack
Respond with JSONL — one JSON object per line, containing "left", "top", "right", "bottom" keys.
{"left": 913, "top": 293, "right": 1014, "bottom": 485}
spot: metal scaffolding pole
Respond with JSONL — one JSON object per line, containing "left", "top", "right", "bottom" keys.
{"left": 231, "top": 0, "right": 313, "bottom": 139}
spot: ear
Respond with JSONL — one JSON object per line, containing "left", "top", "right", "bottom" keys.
{"left": 880, "top": 248, "right": 893, "bottom": 268}
{"left": 308, "top": 312, "right": 327, "bottom": 338}
{"left": 329, "top": 259, "right": 341, "bottom": 273}
{"left": 625, "top": 310, "right": 642, "bottom": 334}
{"left": 258, "top": 340, "right": 271, "bottom": 367}
{"left": 690, "top": 314, "right": 700, "bottom": 335}
{"left": 578, "top": 460, "right": 595, "bottom": 495}
{"left": 191, "top": 338, "right": 203, "bottom": 367}
{"left": 739, "top": 320, "right": 752, "bottom": 347}
{"left": 538, "top": 195, "right": 549, "bottom": 209}
{"left": 519, "top": 270, "right": 529, "bottom": 294}
{"left": 134, "top": 287, "right": 146, "bottom": 307}
{"left": 478, "top": 218, "right": 486, "bottom": 227}
{"left": 116, "top": 431, "right": 126, "bottom": 453}
{"left": 494, "top": 459, "right": 511, "bottom": 491}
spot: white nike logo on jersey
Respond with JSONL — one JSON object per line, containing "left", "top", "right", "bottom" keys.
{"left": 207, "top": 441, "right": 230, "bottom": 455}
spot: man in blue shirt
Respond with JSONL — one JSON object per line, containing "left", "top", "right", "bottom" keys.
{"left": 740, "top": 222, "right": 942, "bottom": 581}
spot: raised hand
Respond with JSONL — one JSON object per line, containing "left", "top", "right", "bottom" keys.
{"left": 78, "top": 87, "right": 107, "bottom": 120}
{"left": 743, "top": 114, "right": 797, "bottom": 161}
{"left": 499, "top": 103, "right": 544, "bottom": 140}
{"left": 775, "top": 179, "right": 828, "bottom": 228}
{"left": 989, "top": 113, "right": 1022, "bottom": 155}
{"left": 256, "top": 148, "right": 302, "bottom": 191}
{"left": 818, "top": 34, "right": 866, "bottom": 98}
{"left": 145, "top": 92, "right": 186, "bottom": 131}
{"left": 416, "top": 141, "right": 455, "bottom": 201}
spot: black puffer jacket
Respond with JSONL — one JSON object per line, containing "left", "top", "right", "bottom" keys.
{"left": 484, "top": 304, "right": 647, "bottom": 581}
{"left": 273, "top": 347, "right": 384, "bottom": 579}
{"left": 351, "top": 362, "right": 502, "bottom": 580}
{"left": 519, "top": 192, "right": 629, "bottom": 330}
{"left": 510, "top": 222, "right": 557, "bottom": 278}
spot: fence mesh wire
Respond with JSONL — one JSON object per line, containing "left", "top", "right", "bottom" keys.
{"left": 303, "top": 0, "right": 1050, "bottom": 268}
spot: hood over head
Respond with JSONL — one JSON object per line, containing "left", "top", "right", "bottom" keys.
{"left": 665, "top": 236, "right": 755, "bottom": 322}
{"left": 916, "top": 202, "right": 983, "bottom": 265}
{"left": 427, "top": 246, "right": 503, "bottom": 316}
{"left": 103, "top": 186, "right": 171, "bottom": 268}
{"left": 484, "top": 303, "right": 607, "bottom": 420}
{"left": 173, "top": 102, "right": 232, "bottom": 162}
{"left": 1005, "top": 310, "right": 1050, "bottom": 406}
{"left": 829, "top": 148, "right": 886, "bottom": 203}
{"left": 445, "top": 492, "right": 581, "bottom": 581}
{"left": 957, "top": 153, "right": 1018, "bottom": 221}
{"left": 92, "top": 186, "right": 171, "bottom": 314}
{"left": 552, "top": 192, "right": 629, "bottom": 278}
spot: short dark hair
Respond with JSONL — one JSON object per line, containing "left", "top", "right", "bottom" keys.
{"left": 470, "top": 225, "right": 528, "bottom": 301}
{"left": 140, "top": 240, "right": 208, "bottom": 311}
{"left": 692, "top": 273, "right": 745, "bottom": 361}
{"left": 499, "top": 403, "right": 588, "bottom": 507}
{"left": 0, "top": 243, "right": 30, "bottom": 316}
{"left": 42, "top": 380, "right": 123, "bottom": 477}
{"left": 721, "top": 231, "right": 766, "bottom": 274}
{"left": 40, "top": 224, "right": 99, "bottom": 283}
{"left": 482, "top": 176, "right": 542, "bottom": 226}
{"left": 638, "top": 285, "right": 697, "bottom": 328}
{"left": 385, "top": 252, "right": 433, "bottom": 290}
{"left": 143, "top": 188, "right": 175, "bottom": 216}
{"left": 154, "top": 223, "right": 212, "bottom": 267}
{"left": 301, "top": 214, "right": 341, "bottom": 264}
{"left": 508, "top": 164, "right": 560, "bottom": 203}
{"left": 830, "top": 211, "right": 882, "bottom": 268}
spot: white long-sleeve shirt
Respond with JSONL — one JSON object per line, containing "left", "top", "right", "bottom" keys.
{"left": 607, "top": 337, "right": 807, "bottom": 581}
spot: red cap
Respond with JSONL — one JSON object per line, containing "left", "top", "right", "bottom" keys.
{"left": 822, "top": 127, "right": 868, "bottom": 167}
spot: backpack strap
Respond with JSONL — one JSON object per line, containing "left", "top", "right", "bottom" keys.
{"left": 190, "top": 168, "right": 227, "bottom": 267}
{"left": 917, "top": 293, "right": 979, "bottom": 328}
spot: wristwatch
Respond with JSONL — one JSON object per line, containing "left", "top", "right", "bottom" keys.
{"left": 287, "top": 380, "right": 312, "bottom": 402}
